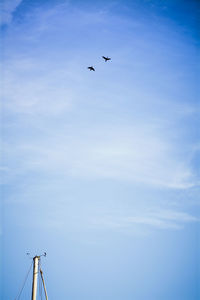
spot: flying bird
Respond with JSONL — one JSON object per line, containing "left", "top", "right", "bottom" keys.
{"left": 88, "top": 66, "right": 95, "bottom": 71}
{"left": 102, "top": 56, "right": 111, "bottom": 62}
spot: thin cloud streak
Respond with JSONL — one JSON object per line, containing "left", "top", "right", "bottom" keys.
{"left": 91, "top": 209, "right": 199, "bottom": 231}
{"left": 0, "top": 0, "right": 23, "bottom": 25}
{"left": 3, "top": 123, "right": 198, "bottom": 189}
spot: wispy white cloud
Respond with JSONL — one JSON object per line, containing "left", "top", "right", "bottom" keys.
{"left": 0, "top": 0, "right": 23, "bottom": 25}
{"left": 3, "top": 122, "right": 198, "bottom": 189}
{"left": 3, "top": 65, "right": 74, "bottom": 115}
{"left": 19, "top": 205, "right": 198, "bottom": 233}
{"left": 91, "top": 209, "right": 199, "bottom": 231}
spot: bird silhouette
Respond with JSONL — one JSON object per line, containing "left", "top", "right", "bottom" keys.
{"left": 102, "top": 56, "right": 111, "bottom": 62}
{"left": 88, "top": 66, "right": 95, "bottom": 71}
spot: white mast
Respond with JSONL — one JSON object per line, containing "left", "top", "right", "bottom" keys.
{"left": 31, "top": 253, "right": 48, "bottom": 300}
{"left": 31, "top": 256, "right": 40, "bottom": 300}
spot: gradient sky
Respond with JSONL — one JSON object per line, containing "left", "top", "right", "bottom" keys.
{"left": 0, "top": 0, "right": 200, "bottom": 299}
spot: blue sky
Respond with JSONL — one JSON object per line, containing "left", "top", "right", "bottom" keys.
{"left": 0, "top": 0, "right": 200, "bottom": 299}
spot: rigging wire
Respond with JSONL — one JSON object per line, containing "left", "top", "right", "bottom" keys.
{"left": 40, "top": 268, "right": 48, "bottom": 300}
{"left": 14, "top": 261, "right": 33, "bottom": 300}
{"left": 38, "top": 258, "right": 42, "bottom": 300}
{"left": 39, "top": 262, "right": 43, "bottom": 300}
{"left": 39, "top": 269, "right": 43, "bottom": 300}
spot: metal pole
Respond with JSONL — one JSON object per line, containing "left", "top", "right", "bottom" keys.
{"left": 31, "top": 256, "right": 39, "bottom": 300}
{"left": 40, "top": 269, "right": 48, "bottom": 300}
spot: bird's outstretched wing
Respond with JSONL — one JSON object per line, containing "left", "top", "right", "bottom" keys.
{"left": 102, "top": 56, "right": 111, "bottom": 61}
{"left": 88, "top": 66, "right": 95, "bottom": 71}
